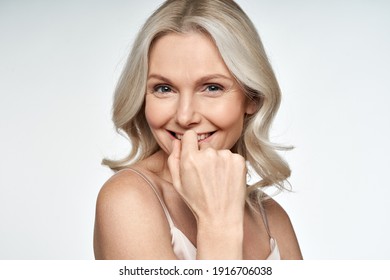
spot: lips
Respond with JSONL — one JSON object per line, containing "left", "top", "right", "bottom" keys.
{"left": 168, "top": 131, "right": 215, "bottom": 141}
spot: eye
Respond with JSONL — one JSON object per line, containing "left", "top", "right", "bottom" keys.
{"left": 154, "top": 85, "right": 172, "bottom": 93}
{"left": 205, "top": 84, "right": 223, "bottom": 92}
{"left": 202, "top": 84, "right": 224, "bottom": 97}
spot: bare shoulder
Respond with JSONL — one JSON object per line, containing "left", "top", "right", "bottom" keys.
{"left": 93, "top": 168, "right": 177, "bottom": 259}
{"left": 262, "top": 197, "right": 303, "bottom": 260}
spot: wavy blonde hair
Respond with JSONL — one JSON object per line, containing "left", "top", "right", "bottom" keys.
{"left": 103, "top": 0, "right": 291, "bottom": 196}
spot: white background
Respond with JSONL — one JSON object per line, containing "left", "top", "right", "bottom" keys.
{"left": 1, "top": 0, "right": 389, "bottom": 259}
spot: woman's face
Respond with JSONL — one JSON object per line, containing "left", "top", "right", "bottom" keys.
{"left": 145, "top": 32, "right": 255, "bottom": 154}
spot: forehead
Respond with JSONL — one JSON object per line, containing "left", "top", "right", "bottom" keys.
{"left": 148, "top": 32, "right": 232, "bottom": 78}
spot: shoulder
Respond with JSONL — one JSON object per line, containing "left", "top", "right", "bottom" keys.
{"left": 93, "top": 168, "right": 176, "bottom": 259}
{"left": 262, "top": 197, "right": 303, "bottom": 260}
{"left": 97, "top": 168, "right": 154, "bottom": 205}
{"left": 96, "top": 169, "right": 160, "bottom": 218}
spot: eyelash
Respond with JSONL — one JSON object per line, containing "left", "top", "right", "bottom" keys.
{"left": 204, "top": 84, "right": 223, "bottom": 92}
{"left": 153, "top": 85, "right": 173, "bottom": 93}
{"left": 150, "top": 83, "right": 225, "bottom": 96}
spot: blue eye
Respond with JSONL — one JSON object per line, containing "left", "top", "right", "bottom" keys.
{"left": 205, "top": 85, "right": 222, "bottom": 92}
{"left": 154, "top": 85, "right": 172, "bottom": 93}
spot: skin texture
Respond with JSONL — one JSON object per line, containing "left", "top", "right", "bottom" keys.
{"left": 145, "top": 32, "right": 256, "bottom": 154}
{"left": 93, "top": 32, "right": 303, "bottom": 260}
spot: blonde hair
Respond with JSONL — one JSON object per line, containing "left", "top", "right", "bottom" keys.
{"left": 103, "top": 0, "right": 291, "bottom": 195}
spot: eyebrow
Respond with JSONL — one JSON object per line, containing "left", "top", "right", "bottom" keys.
{"left": 147, "top": 73, "right": 234, "bottom": 85}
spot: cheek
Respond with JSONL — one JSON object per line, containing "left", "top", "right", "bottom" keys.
{"left": 145, "top": 98, "right": 166, "bottom": 129}
{"left": 209, "top": 102, "right": 245, "bottom": 130}
{"left": 144, "top": 104, "right": 156, "bottom": 128}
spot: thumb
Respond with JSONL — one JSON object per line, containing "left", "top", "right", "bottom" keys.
{"left": 167, "top": 139, "right": 182, "bottom": 190}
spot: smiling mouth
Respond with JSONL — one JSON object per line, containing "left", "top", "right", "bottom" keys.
{"left": 169, "top": 131, "right": 216, "bottom": 141}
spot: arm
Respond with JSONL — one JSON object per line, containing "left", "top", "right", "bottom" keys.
{"left": 168, "top": 131, "right": 247, "bottom": 259}
{"left": 93, "top": 170, "right": 178, "bottom": 259}
{"left": 263, "top": 198, "right": 303, "bottom": 260}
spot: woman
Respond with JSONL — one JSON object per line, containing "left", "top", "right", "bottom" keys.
{"left": 94, "top": 0, "right": 302, "bottom": 260}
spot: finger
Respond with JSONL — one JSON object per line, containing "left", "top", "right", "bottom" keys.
{"left": 167, "top": 139, "right": 182, "bottom": 189}
{"left": 181, "top": 130, "right": 199, "bottom": 156}
{"left": 198, "top": 140, "right": 212, "bottom": 151}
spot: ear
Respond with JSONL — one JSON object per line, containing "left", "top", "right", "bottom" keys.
{"left": 245, "top": 100, "right": 258, "bottom": 115}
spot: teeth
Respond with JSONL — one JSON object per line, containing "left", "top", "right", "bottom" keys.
{"left": 175, "top": 133, "right": 211, "bottom": 141}
{"left": 197, "top": 133, "right": 211, "bottom": 141}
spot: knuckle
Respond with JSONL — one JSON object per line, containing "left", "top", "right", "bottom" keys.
{"left": 232, "top": 153, "right": 246, "bottom": 165}
{"left": 218, "top": 149, "right": 231, "bottom": 157}
{"left": 204, "top": 147, "right": 217, "bottom": 157}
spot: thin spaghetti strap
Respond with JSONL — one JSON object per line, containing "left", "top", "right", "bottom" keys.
{"left": 258, "top": 200, "right": 272, "bottom": 238}
{"left": 126, "top": 167, "right": 175, "bottom": 228}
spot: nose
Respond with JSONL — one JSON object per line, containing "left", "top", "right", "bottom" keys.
{"left": 175, "top": 93, "right": 201, "bottom": 127}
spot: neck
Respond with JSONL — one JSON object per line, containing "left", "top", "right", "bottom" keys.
{"left": 141, "top": 149, "right": 173, "bottom": 184}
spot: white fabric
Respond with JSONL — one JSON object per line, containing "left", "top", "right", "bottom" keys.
{"left": 170, "top": 224, "right": 280, "bottom": 260}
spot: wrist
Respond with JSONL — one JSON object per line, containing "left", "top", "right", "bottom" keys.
{"left": 196, "top": 219, "right": 244, "bottom": 260}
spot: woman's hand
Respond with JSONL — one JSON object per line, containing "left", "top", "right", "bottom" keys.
{"left": 168, "top": 130, "right": 247, "bottom": 259}
{"left": 168, "top": 130, "right": 247, "bottom": 222}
